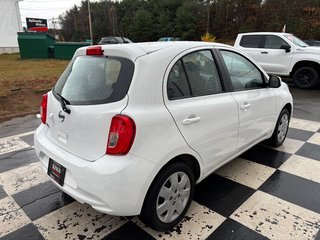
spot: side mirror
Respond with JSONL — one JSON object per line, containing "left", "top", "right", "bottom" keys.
{"left": 269, "top": 75, "right": 281, "bottom": 88}
{"left": 281, "top": 44, "right": 291, "bottom": 53}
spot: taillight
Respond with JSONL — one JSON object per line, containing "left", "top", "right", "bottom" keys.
{"left": 40, "top": 93, "right": 48, "bottom": 124}
{"left": 86, "top": 46, "right": 104, "bottom": 56}
{"left": 107, "top": 114, "right": 136, "bottom": 155}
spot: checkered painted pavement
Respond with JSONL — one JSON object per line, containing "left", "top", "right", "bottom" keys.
{"left": 0, "top": 117, "right": 320, "bottom": 240}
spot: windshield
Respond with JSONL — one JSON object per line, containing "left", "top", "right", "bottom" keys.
{"left": 54, "top": 56, "right": 134, "bottom": 105}
{"left": 284, "top": 35, "right": 308, "bottom": 47}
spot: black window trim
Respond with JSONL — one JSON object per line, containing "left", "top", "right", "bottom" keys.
{"left": 211, "top": 48, "right": 233, "bottom": 92}
{"left": 216, "top": 48, "right": 269, "bottom": 92}
{"left": 166, "top": 48, "right": 229, "bottom": 101}
{"left": 180, "top": 59, "right": 194, "bottom": 96}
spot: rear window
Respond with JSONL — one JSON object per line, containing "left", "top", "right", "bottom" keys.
{"left": 54, "top": 56, "right": 134, "bottom": 105}
{"left": 240, "top": 35, "right": 263, "bottom": 48}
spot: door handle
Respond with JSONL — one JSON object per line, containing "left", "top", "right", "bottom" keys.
{"left": 240, "top": 103, "right": 252, "bottom": 110}
{"left": 182, "top": 116, "right": 201, "bottom": 125}
{"left": 261, "top": 51, "right": 268, "bottom": 54}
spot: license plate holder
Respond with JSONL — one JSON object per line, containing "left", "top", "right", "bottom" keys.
{"left": 48, "top": 159, "right": 66, "bottom": 186}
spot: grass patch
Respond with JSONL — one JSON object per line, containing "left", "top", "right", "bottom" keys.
{"left": 0, "top": 53, "right": 69, "bottom": 97}
{"left": 0, "top": 54, "right": 69, "bottom": 122}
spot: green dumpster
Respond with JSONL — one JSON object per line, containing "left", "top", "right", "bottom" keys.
{"left": 54, "top": 42, "right": 90, "bottom": 60}
{"left": 17, "top": 32, "right": 55, "bottom": 59}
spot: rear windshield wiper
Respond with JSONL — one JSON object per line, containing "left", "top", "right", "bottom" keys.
{"left": 53, "top": 89, "right": 71, "bottom": 114}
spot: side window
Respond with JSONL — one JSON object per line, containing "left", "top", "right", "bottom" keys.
{"left": 182, "top": 50, "right": 223, "bottom": 96}
{"left": 240, "top": 35, "right": 263, "bottom": 48}
{"left": 264, "top": 35, "right": 289, "bottom": 49}
{"left": 167, "top": 60, "right": 192, "bottom": 100}
{"left": 220, "top": 50, "right": 264, "bottom": 91}
{"left": 167, "top": 50, "right": 223, "bottom": 100}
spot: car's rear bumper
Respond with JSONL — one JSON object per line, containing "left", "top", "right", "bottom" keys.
{"left": 34, "top": 124, "right": 156, "bottom": 216}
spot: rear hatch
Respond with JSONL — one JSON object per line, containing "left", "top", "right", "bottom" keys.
{"left": 45, "top": 53, "right": 134, "bottom": 161}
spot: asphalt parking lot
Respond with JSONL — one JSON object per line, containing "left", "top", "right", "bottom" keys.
{"left": 289, "top": 86, "right": 320, "bottom": 122}
{"left": 0, "top": 86, "right": 319, "bottom": 240}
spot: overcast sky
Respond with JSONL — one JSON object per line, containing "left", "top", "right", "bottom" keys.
{"left": 19, "top": 0, "right": 93, "bottom": 28}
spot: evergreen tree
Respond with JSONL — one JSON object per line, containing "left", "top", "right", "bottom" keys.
{"left": 58, "top": 0, "right": 320, "bottom": 43}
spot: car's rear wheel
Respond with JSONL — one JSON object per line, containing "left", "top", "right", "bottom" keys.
{"left": 140, "top": 162, "right": 194, "bottom": 231}
{"left": 293, "top": 66, "right": 319, "bottom": 89}
{"left": 268, "top": 108, "right": 290, "bottom": 147}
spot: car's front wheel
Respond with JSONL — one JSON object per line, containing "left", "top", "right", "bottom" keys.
{"left": 268, "top": 108, "right": 290, "bottom": 147}
{"left": 140, "top": 162, "right": 195, "bottom": 231}
{"left": 293, "top": 66, "right": 319, "bottom": 89}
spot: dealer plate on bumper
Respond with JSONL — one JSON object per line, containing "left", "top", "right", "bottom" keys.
{"left": 48, "top": 159, "right": 66, "bottom": 186}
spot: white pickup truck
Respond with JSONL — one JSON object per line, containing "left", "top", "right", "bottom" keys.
{"left": 234, "top": 32, "right": 320, "bottom": 88}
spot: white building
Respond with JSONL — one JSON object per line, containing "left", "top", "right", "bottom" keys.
{"left": 0, "top": 0, "right": 22, "bottom": 54}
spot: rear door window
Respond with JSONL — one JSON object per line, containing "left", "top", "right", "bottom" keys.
{"left": 240, "top": 35, "right": 263, "bottom": 48}
{"left": 54, "top": 56, "right": 134, "bottom": 105}
{"left": 182, "top": 50, "right": 223, "bottom": 96}
{"left": 167, "top": 60, "right": 192, "bottom": 100}
{"left": 167, "top": 50, "right": 223, "bottom": 100}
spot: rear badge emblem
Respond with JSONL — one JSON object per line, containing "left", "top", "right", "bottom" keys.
{"left": 58, "top": 111, "right": 65, "bottom": 122}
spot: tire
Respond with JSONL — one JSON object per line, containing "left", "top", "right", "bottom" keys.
{"left": 140, "top": 162, "right": 195, "bottom": 231}
{"left": 293, "top": 66, "right": 319, "bottom": 89}
{"left": 268, "top": 109, "right": 290, "bottom": 147}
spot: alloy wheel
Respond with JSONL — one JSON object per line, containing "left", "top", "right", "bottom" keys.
{"left": 277, "top": 113, "right": 289, "bottom": 143}
{"left": 156, "top": 171, "right": 191, "bottom": 223}
{"left": 296, "top": 70, "right": 314, "bottom": 86}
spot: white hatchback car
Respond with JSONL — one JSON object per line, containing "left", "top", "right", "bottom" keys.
{"left": 34, "top": 42, "right": 293, "bottom": 230}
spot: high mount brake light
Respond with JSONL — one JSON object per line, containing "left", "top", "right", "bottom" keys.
{"left": 106, "top": 115, "right": 136, "bottom": 155}
{"left": 86, "top": 46, "right": 104, "bottom": 56}
{"left": 40, "top": 93, "right": 48, "bottom": 124}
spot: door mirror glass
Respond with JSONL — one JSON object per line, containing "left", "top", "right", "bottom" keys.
{"left": 269, "top": 76, "right": 281, "bottom": 88}
{"left": 280, "top": 44, "right": 291, "bottom": 53}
